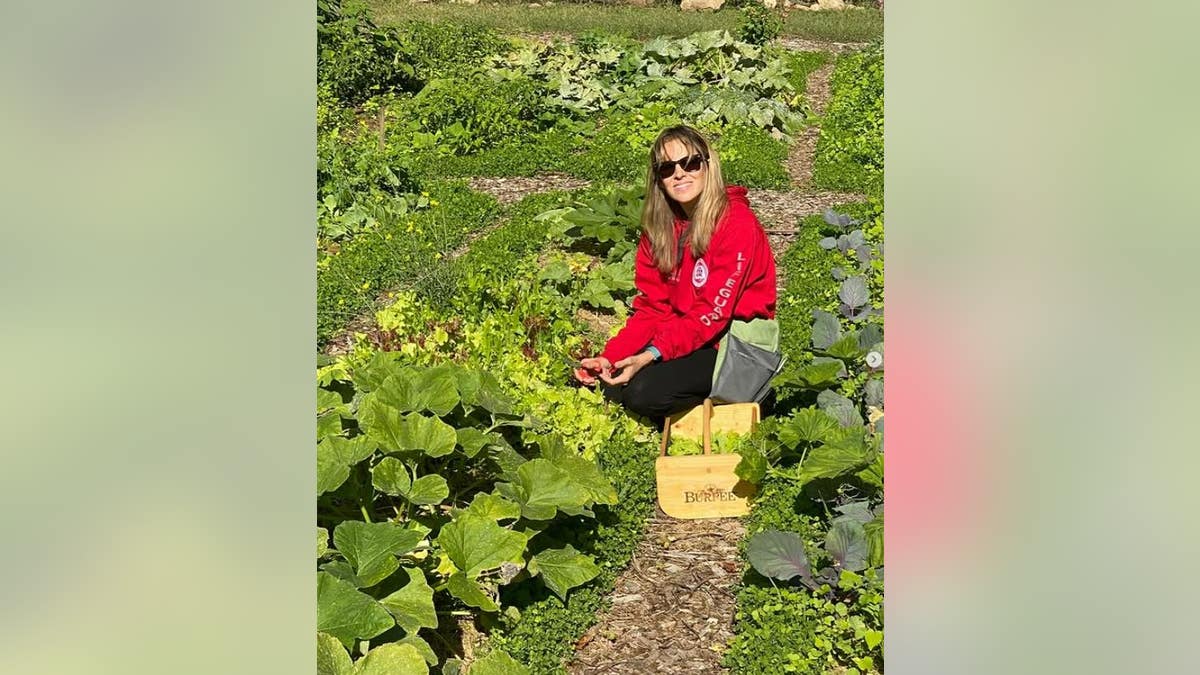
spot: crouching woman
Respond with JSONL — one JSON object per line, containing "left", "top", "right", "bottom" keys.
{"left": 574, "top": 125, "right": 776, "bottom": 421}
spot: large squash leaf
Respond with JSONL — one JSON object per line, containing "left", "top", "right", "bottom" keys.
{"left": 318, "top": 436, "right": 376, "bottom": 495}
{"left": 528, "top": 545, "right": 600, "bottom": 600}
{"left": 316, "top": 572, "right": 395, "bottom": 646}
{"left": 361, "top": 403, "right": 457, "bottom": 457}
{"left": 353, "top": 642, "right": 428, "bottom": 675}
{"left": 469, "top": 650, "right": 531, "bottom": 675}
{"left": 317, "top": 631, "right": 352, "bottom": 675}
{"left": 380, "top": 567, "right": 438, "bottom": 634}
{"left": 446, "top": 571, "right": 498, "bottom": 612}
{"left": 506, "top": 459, "right": 592, "bottom": 520}
{"left": 371, "top": 368, "right": 460, "bottom": 417}
{"left": 333, "top": 521, "right": 425, "bottom": 587}
{"left": 437, "top": 513, "right": 527, "bottom": 576}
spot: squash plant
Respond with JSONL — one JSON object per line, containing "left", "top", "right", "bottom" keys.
{"left": 317, "top": 358, "right": 617, "bottom": 671}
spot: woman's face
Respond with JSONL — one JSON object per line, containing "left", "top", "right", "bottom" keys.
{"left": 658, "top": 139, "right": 707, "bottom": 209}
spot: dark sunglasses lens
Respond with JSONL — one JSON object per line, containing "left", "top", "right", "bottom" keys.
{"left": 655, "top": 155, "right": 705, "bottom": 179}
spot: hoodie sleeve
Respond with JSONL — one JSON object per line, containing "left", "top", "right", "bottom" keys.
{"left": 650, "top": 216, "right": 761, "bottom": 361}
{"left": 600, "top": 234, "right": 670, "bottom": 363}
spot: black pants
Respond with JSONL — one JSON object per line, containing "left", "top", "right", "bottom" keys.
{"left": 601, "top": 347, "right": 717, "bottom": 422}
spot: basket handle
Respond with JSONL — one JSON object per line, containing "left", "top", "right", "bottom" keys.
{"left": 702, "top": 398, "right": 713, "bottom": 455}
{"left": 659, "top": 415, "right": 671, "bottom": 457}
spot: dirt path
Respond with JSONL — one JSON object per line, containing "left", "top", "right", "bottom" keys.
{"left": 787, "top": 61, "right": 836, "bottom": 189}
{"left": 568, "top": 512, "right": 744, "bottom": 674}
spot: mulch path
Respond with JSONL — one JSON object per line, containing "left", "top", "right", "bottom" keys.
{"left": 776, "top": 36, "right": 870, "bottom": 54}
{"left": 567, "top": 510, "right": 745, "bottom": 674}
{"left": 787, "top": 61, "right": 836, "bottom": 188}
{"left": 467, "top": 174, "right": 592, "bottom": 205}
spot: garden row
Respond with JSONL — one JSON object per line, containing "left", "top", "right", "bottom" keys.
{"left": 724, "top": 42, "right": 885, "bottom": 674}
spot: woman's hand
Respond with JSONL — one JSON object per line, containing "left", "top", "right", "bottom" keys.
{"left": 575, "top": 357, "right": 613, "bottom": 386}
{"left": 600, "top": 351, "right": 656, "bottom": 386}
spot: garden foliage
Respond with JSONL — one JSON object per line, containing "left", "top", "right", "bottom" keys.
{"left": 315, "top": 8, "right": 886, "bottom": 669}
{"left": 813, "top": 42, "right": 884, "bottom": 195}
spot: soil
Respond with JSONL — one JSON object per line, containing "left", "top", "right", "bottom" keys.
{"left": 567, "top": 509, "right": 745, "bottom": 674}
{"left": 467, "top": 174, "right": 592, "bottom": 205}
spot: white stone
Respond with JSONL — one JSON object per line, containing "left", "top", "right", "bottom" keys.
{"left": 816, "top": 0, "right": 846, "bottom": 9}
{"left": 680, "top": 0, "right": 725, "bottom": 11}
{"left": 761, "top": 0, "right": 778, "bottom": 7}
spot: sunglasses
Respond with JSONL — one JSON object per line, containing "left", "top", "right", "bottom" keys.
{"left": 654, "top": 153, "right": 708, "bottom": 179}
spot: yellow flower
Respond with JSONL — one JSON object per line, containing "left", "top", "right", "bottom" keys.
{"left": 385, "top": 233, "right": 392, "bottom": 240}
{"left": 430, "top": 199, "right": 440, "bottom": 207}
{"left": 361, "top": 281, "right": 371, "bottom": 290}
{"left": 435, "top": 252, "right": 443, "bottom": 260}
{"left": 421, "top": 191, "right": 430, "bottom": 198}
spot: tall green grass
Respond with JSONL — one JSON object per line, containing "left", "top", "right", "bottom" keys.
{"left": 366, "top": 1, "right": 883, "bottom": 42}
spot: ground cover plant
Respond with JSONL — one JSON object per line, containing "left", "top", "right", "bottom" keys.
{"left": 722, "top": 200, "right": 885, "bottom": 673}
{"left": 813, "top": 41, "right": 883, "bottom": 195}
{"left": 714, "top": 39, "right": 885, "bottom": 671}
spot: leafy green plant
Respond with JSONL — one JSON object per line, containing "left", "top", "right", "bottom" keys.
{"left": 724, "top": 571, "right": 883, "bottom": 675}
{"left": 317, "top": 124, "right": 425, "bottom": 243}
{"left": 402, "top": 74, "right": 555, "bottom": 155}
{"left": 317, "top": 182, "right": 499, "bottom": 346}
{"left": 736, "top": 4, "right": 783, "bottom": 47}
{"left": 553, "top": 183, "right": 645, "bottom": 264}
{"left": 318, "top": 0, "right": 419, "bottom": 105}
{"left": 813, "top": 43, "right": 884, "bottom": 195}
{"left": 492, "top": 29, "right": 801, "bottom": 135}
{"left": 396, "top": 20, "right": 511, "bottom": 84}
{"left": 665, "top": 430, "right": 747, "bottom": 456}
{"left": 746, "top": 502, "right": 883, "bottom": 588}
{"left": 317, "top": 360, "right": 620, "bottom": 671}
{"left": 715, "top": 123, "right": 792, "bottom": 189}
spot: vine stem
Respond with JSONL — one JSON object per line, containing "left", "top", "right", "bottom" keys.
{"left": 360, "top": 504, "right": 372, "bottom": 523}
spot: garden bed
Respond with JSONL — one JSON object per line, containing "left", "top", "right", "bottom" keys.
{"left": 316, "top": 3, "right": 884, "bottom": 672}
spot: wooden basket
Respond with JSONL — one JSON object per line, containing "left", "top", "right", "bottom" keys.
{"left": 655, "top": 398, "right": 759, "bottom": 519}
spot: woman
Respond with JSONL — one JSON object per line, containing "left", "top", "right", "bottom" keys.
{"left": 575, "top": 125, "right": 777, "bottom": 420}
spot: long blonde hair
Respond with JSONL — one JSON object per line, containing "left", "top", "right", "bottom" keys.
{"left": 642, "top": 125, "right": 729, "bottom": 274}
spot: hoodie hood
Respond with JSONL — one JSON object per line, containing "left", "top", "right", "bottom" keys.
{"left": 725, "top": 184, "right": 748, "bottom": 206}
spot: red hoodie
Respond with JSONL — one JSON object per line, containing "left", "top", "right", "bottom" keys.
{"left": 601, "top": 186, "right": 776, "bottom": 363}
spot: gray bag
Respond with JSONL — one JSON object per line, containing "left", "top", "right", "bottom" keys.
{"left": 710, "top": 319, "right": 785, "bottom": 404}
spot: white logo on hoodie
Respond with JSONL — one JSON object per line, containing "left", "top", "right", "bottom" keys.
{"left": 692, "top": 259, "right": 709, "bottom": 287}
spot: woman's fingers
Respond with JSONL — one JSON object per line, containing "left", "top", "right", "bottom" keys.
{"left": 600, "top": 368, "right": 631, "bottom": 386}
